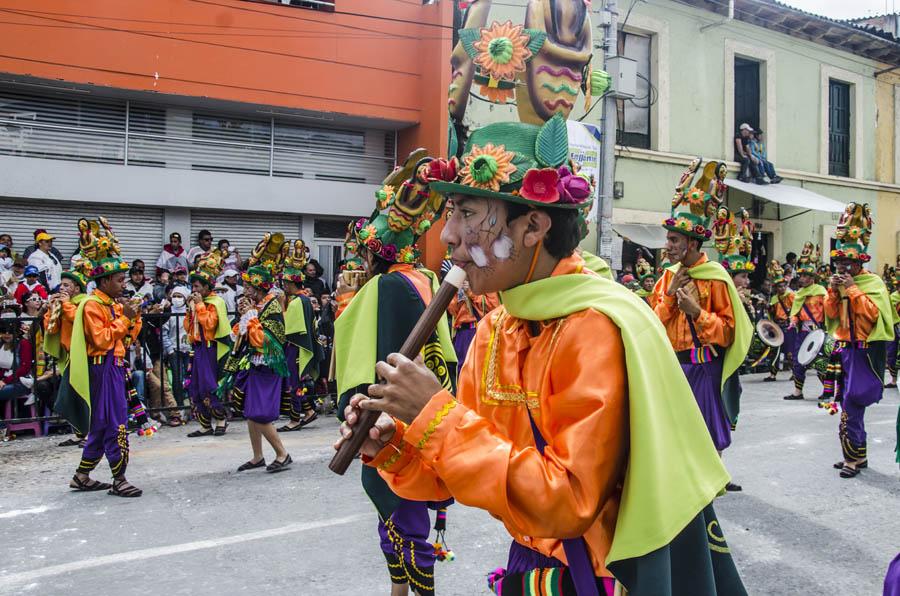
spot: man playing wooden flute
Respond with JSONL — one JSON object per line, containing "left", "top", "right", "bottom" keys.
{"left": 338, "top": 117, "right": 747, "bottom": 595}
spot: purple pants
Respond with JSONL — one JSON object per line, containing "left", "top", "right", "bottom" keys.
{"left": 887, "top": 329, "right": 899, "bottom": 377}
{"left": 230, "top": 369, "right": 249, "bottom": 415}
{"left": 884, "top": 552, "right": 900, "bottom": 596}
{"left": 792, "top": 329, "right": 812, "bottom": 390}
{"left": 281, "top": 344, "right": 313, "bottom": 422}
{"left": 189, "top": 341, "right": 225, "bottom": 427}
{"left": 487, "top": 541, "right": 614, "bottom": 595}
{"left": 452, "top": 325, "right": 477, "bottom": 370}
{"left": 377, "top": 499, "right": 435, "bottom": 590}
{"left": 243, "top": 365, "right": 281, "bottom": 424}
{"left": 77, "top": 355, "right": 129, "bottom": 477}
{"left": 681, "top": 356, "right": 731, "bottom": 451}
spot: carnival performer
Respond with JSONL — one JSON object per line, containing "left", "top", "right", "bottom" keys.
{"left": 185, "top": 250, "right": 232, "bottom": 437}
{"left": 447, "top": 278, "right": 498, "bottom": 368}
{"left": 45, "top": 267, "right": 89, "bottom": 447}
{"left": 633, "top": 255, "right": 657, "bottom": 307}
{"left": 277, "top": 240, "right": 323, "bottom": 432}
{"left": 718, "top": 207, "right": 756, "bottom": 434}
{"left": 885, "top": 265, "right": 899, "bottom": 389}
{"left": 334, "top": 150, "right": 458, "bottom": 596}
{"left": 783, "top": 243, "right": 827, "bottom": 400}
{"left": 340, "top": 119, "right": 746, "bottom": 595}
{"left": 824, "top": 204, "right": 895, "bottom": 478}
{"left": 230, "top": 260, "right": 293, "bottom": 473}
{"left": 764, "top": 260, "right": 794, "bottom": 382}
{"left": 61, "top": 218, "right": 144, "bottom": 497}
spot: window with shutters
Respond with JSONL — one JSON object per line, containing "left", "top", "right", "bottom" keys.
{"left": 734, "top": 57, "right": 760, "bottom": 135}
{"left": 828, "top": 80, "right": 851, "bottom": 177}
{"left": 616, "top": 30, "right": 651, "bottom": 149}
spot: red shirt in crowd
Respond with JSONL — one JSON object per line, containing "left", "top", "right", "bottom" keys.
{"left": 14, "top": 281, "right": 48, "bottom": 305}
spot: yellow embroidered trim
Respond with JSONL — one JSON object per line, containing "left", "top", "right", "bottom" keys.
{"left": 415, "top": 399, "right": 457, "bottom": 450}
{"left": 378, "top": 444, "right": 404, "bottom": 471}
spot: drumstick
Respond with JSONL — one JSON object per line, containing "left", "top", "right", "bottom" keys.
{"left": 329, "top": 266, "right": 467, "bottom": 475}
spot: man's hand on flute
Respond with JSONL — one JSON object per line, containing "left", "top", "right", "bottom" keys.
{"left": 366, "top": 353, "right": 444, "bottom": 424}
{"left": 336, "top": 399, "right": 395, "bottom": 459}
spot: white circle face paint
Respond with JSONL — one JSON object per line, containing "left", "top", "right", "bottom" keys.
{"left": 491, "top": 234, "right": 513, "bottom": 260}
{"left": 469, "top": 245, "right": 489, "bottom": 268}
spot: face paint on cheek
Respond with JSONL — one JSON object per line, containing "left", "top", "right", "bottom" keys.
{"left": 469, "top": 245, "right": 489, "bottom": 268}
{"left": 491, "top": 233, "right": 513, "bottom": 260}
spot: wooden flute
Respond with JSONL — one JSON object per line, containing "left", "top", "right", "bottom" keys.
{"left": 329, "top": 265, "right": 467, "bottom": 475}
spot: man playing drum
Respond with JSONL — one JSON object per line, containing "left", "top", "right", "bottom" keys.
{"left": 764, "top": 260, "right": 794, "bottom": 382}
{"left": 784, "top": 243, "right": 826, "bottom": 400}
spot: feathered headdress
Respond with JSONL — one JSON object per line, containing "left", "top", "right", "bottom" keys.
{"left": 831, "top": 202, "right": 873, "bottom": 262}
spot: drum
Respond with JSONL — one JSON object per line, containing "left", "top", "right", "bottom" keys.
{"left": 746, "top": 332, "right": 771, "bottom": 368}
{"left": 797, "top": 329, "right": 825, "bottom": 367}
{"left": 812, "top": 335, "right": 836, "bottom": 377}
{"left": 756, "top": 320, "right": 785, "bottom": 348}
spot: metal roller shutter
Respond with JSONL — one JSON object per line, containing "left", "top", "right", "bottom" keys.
{"left": 189, "top": 210, "right": 303, "bottom": 257}
{"left": 0, "top": 198, "right": 163, "bottom": 267}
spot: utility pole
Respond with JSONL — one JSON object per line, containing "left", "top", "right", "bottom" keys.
{"left": 597, "top": 0, "right": 618, "bottom": 263}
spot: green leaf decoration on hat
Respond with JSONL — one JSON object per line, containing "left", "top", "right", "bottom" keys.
{"left": 535, "top": 113, "right": 568, "bottom": 168}
{"left": 524, "top": 29, "right": 547, "bottom": 55}
{"left": 508, "top": 152, "right": 535, "bottom": 185}
{"left": 459, "top": 28, "right": 480, "bottom": 59}
{"left": 448, "top": 119, "right": 459, "bottom": 159}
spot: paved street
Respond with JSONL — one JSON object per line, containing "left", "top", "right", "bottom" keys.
{"left": 1, "top": 373, "right": 898, "bottom": 596}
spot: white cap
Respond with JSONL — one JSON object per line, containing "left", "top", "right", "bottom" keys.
{"left": 222, "top": 269, "right": 239, "bottom": 278}
{"left": 170, "top": 285, "right": 190, "bottom": 298}
{"left": 739, "top": 123, "right": 753, "bottom": 132}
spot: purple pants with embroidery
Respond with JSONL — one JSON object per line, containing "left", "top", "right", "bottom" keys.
{"left": 78, "top": 355, "right": 128, "bottom": 477}
{"left": 189, "top": 341, "right": 225, "bottom": 425}
{"left": 681, "top": 357, "right": 731, "bottom": 451}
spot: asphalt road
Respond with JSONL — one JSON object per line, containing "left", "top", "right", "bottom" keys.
{"left": 1, "top": 373, "right": 898, "bottom": 595}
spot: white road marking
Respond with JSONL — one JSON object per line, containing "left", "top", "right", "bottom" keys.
{"left": 0, "top": 506, "right": 53, "bottom": 519}
{"left": 0, "top": 513, "right": 367, "bottom": 590}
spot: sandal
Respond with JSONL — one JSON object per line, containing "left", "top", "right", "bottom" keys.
{"left": 833, "top": 460, "right": 867, "bottom": 470}
{"left": 237, "top": 459, "right": 266, "bottom": 472}
{"left": 299, "top": 412, "right": 319, "bottom": 427}
{"left": 266, "top": 454, "right": 292, "bottom": 473}
{"left": 763, "top": 376, "right": 777, "bottom": 382}
{"left": 782, "top": 394, "right": 804, "bottom": 400}
{"left": 58, "top": 437, "right": 82, "bottom": 447}
{"left": 839, "top": 464, "right": 861, "bottom": 479}
{"left": 108, "top": 479, "right": 143, "bottom": 497}
{"left": 885, "top": 382, "right": 898, "bottom": 389}
{"left": 187, "top": 428, "right": 214, "bottom": 438}
{"left": 277, "top": 423, "right": 304, "bottom": 432}
{"left": 725, "top": 481, "right": 743, "bottom": 492}
{"left": 213, "top": 423, "right": 228, "bottom": 436}
{"left": 70, "top": 475, "right": 111, "bottom": 492}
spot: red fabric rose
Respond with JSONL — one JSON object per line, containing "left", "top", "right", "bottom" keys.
{"left": 520, "top": 168, "right": 560, "bottom": 203}
{"left": 381, "top": 244, "right": 398, "bottom": 261}
{"left": 427, "top": 157, "right": 459, "bottom": 183}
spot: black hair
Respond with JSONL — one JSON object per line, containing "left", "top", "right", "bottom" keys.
{"left": 504, "top": 203, "right": 581, "bottom": 259}
{"left": 217, "top": 238, "right": 229, "bottom": 249}
{"left": 0, "top": 319, "right": 18, "bottom": 337}
{"left": 306, "top": 259, "right": 325, "bottom": 278}
{"left": 198, "top": 230, "right": 212, "bottom": 242}
{"left": 786, "top": 252, "right": 797, "bottom": 262}
{"left": 169, "top": 232, "right": 181, "bottom": 241}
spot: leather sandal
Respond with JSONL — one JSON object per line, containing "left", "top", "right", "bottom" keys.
{"left": 266, "top": 454, "right": 292, "bottom": 473}
{"left": 237, "top": 459, "right": 266, "bottom": 472}
{"left": 70, "top": 475, "right": 111, "bottom": 492}
{"left": 108, "top": 479, "right": 143, "bottom": 497}
{"left": 187, "top": 428, "right": 213, "bottom": 438}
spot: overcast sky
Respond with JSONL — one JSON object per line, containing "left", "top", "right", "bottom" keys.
{"left": 778, "top": 0, "right": 897, "bottom": 20}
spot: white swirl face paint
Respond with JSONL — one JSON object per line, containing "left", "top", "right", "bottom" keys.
{"left": 492, "top": 233, "right": 513, "bottom": 260}
{"left": 469, "top": 245, "right": 489, "bottom": 268}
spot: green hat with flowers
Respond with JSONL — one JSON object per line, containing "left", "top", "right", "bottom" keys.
{"left": 663, "top": 160, "right": 728, "bottom": 243}
{"left": 61, "top": 269, "right": 88, "bottom": 292}
{"left": 831, "top": 202, "right": 873, "bottom": 263}
{"left": 242, "top": 265, "right": 275, "bottom": 290}
{"left": 795, "top": 242, "right": 820, "bottom": 276}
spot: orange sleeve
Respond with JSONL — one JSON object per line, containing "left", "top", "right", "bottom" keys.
{"left": 694, "top": 280, "right": 735, "bottom": 348}
{"left": 824, "top": 289, "right": 841, "bottom": 320}
{"left": 246, "top": 317, "right": 264, "bottom": 348}
{"left": 652, "top": 272, "right": 678, "bottom": 324}
{"left": 43, "top": 309, "right": 57, "bottom": 334}
{"left": 195, "top": 302, "right": 218, "bottom": 341}
{"left": 83, "top": 300, "right": 130, "bottom": 354}
{"left": 334, "top": 291, "right": 356, "bottom": 319}
{"left": 380, "top": 313, "right": 627, "bottom": 540}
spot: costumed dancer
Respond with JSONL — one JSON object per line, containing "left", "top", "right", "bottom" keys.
{"left": 633, "top": 255, "right": 657, "bottom": 307}
{"left": 446, "top": 275, "right": 498, "bottom": 368}
{"left": 185, "top": 250, "right": 232, "bottom": 437}
{"left": 45, "top": 267, "right": 90, "bottom": 448}
{"left": 718, "top": 207, "right": 757, "bottom": 433}
{"left": 341, "top": 118, "right": 746, "bottom": 595}
{"left": 884, "top": 264, "right": 899, "bottom": 388}
{"left": 229, "top": 251, "right": 293, "bottom": 473}
{"left": 783, "top": 243, "right": 827, "bottom": 400}
{"left": 61, "top": 217, "right": 144, "bottom": 497}
{"left": 277, "top": 240, "right": 323, "bottom": 432}
{"left": 824, "top": 204, "right": 895, "bottom": 478}
{"left": 763, "top": 260, "right": 794, "bottom": 382}
{"left": 653, "top": 160, "right": 752, "bottom": 493}
{"left": 334, "top": 150, "right": 458, "bottom": 596}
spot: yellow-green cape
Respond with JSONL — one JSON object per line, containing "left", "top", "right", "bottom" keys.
{"left": 789, "top": 284, "right": 827, "bottom": 318}
{"left": 42, "top": 293, "right": 86, "bottom": 372}
{"left": 66, "top": 294, "right": 108, "bottom": 433}
{"left": 581, "top": 250, "right": 614, "bottom": 281}
{"left": 284, "top": 295, "right": 313, "bottom": 379}
{"left": 667, "top": 261, "right": 754, "bottom": 390}
{"left": 825, "top": 273, "right": 895, "bottom": 342}
{"left": 501, "top": 271, "right": 729, "bottom": 565}
{"left": 335, "top": 269, "right": 456, "bottom": 398}
{"left": 204, "top": 294, "right": 233, "bottom": 361}
{"left": 769, "top": 290, "right": 794, "bottom": 306}
{"left": 890, "top": 291, "right": 900, "bottom": 325}
{"left": 634, "top": 288, "right": 652, "bottom": 298}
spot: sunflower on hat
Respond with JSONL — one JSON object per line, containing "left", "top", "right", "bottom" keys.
{"left": 719, "top": 208, "right": 756, "bottom": 274}
{"left": 191, "top": 250, "right": 225, "bottom": 288}
{"left": 76, "top": 217, "right": 129, "bottom": 281}
{"left": 831, "top": 202, "right": 873, "bottom": 263}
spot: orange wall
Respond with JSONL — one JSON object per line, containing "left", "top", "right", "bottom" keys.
{"left": 0, "top": 0, "right": 452, "bottom": 124}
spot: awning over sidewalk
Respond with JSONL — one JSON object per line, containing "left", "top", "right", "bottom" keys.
{"left": 612, "top": 223, "right": 668, "bottom": 249}
{"left": 726, "top": 179, "right": 846, "bottom": 215}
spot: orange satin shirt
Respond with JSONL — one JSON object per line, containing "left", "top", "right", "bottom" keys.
{"left": 651, "top": 254, "right": 735, "bottom": 351}
{"left": 790, "top": 295, "right": 824, "bottom": 327}
{"left": 184, "top": 301, "right": 219, "bottom": 344}
{"left": 83, "top": 290, "right": 142, "bottom": 358}
{"left": 44, "top": 301, "right": 78, "bottom": 352}
{"left": 232, "top": 294, "right": 277, "bottom": 350}
{"left": 447, "top": 291, "right": 500, "bottom": 328}
{"left": 824, "top": 280, "right": 881, "bottom": 341}
{"left": 770, "top": 292, "right": 795, "bottom": 323}
{"left": 369, "top": 255, "right": 627, "bottom": 577}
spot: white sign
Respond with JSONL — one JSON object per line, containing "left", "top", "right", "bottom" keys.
{"left": 566, "top": 121, "right": 601, "bottom": 223}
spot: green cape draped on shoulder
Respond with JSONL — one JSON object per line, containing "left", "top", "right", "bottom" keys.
{"left": 57, "top": 294, "right": 104, "bottom": 434}
{"left": 204, "top": 294, "right": 233, "bottom": 361}
{"left": 789, "top": 284, "right": 827, "bottom": 318}
{"left": 284, "top": 294, "right": 315, "bottom": 379}
{"left": 580, "top": 250, "right": 614, "bottom": 281}
{"left": 666, "top": 261, "right": 754, "bottom": 389}
{"left": 888, "top": 290, "right": 899, "bottom": 326}
{"left": 501, "top": 272, "right": 729, "bottom": 566}
{"left": 43, "top": 293, "right": 86, "bottom": 372}
{"left": 825, "top": 273, "right": 895, "bottom": 342}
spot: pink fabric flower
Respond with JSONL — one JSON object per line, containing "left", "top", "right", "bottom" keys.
{"left": 520, "top": 168, "right": 560, "bottom": 203}
{"left": 381, "top": 244, "right": 398, "bottom": 261}
{"left": 556, "top": 166, "right": 592, "bottom": 204}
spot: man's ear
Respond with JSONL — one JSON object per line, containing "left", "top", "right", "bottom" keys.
{"left": 521, "top": 209, "right": 552, "bottom": 249}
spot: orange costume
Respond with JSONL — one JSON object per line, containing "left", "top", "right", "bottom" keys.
{"left": 82, "top": 290, "right": 141, "bottom": 358}
{"left": 184, "top": 301, "right": 220, "bottom": 344}
{"left": 369, "top": 256, "right": 628, "bottom": 577}
{"left": 651, "top": 254, "right": 736, "bottom": 351}
{"left": 232, "top": 294, "right": 275, "bottom": 350}
{"left": 790, "top": 295, "right": 824, "bottom": 328}
{"left": 44, "top": 300, "right": 79, "bottom": 352}
{"left": 447, "top": 290, "right": 499, "bottom": 328}
{"left": 770, "top": 292, "right": 795, "bottom": 323}
{"left": 825, "top": 282, "right": 881, "bottom": 341}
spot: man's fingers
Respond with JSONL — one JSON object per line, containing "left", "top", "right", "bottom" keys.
{"left": 375, "top": 360, "right": 398, "bottom": 382}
